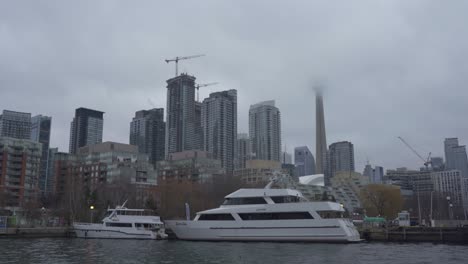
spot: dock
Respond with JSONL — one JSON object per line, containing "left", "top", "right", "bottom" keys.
{"left": 0, "top": 227, "right": 75, "bottom": 238}
{"left": 360, "top": 226, "right": 468, "bottom": 243}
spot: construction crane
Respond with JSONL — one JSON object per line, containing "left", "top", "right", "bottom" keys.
{"left": 397, "top": 136, "right": 432, "bottom": 226}
{"left": 397, "top": 136, "right": 432, "bottom": 170}
{"left": 195, "top": 82, "right": 218, "bottom": 101}
{"left": 165, "top": 54, "right": 205, "bottom": 77}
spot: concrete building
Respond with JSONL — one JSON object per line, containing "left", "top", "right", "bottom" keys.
{"left": 30, "top": 115, "right": 52, "bottom": 196}
{"left": 235, "top": 133, "right": 252, "bottom": 170}
{"left": 363, "top": 164, "right": 384, "bottom": 184}
{"left": 249, "top": 100, "right": 281, "bottom": 161}
{"left": 46, "top": 147, "right": 58, "bottom": 196}
{"left": 431, "top": 170, "right": 468, "bottom": 217}
{"left": 234, "top": 160, "right": 282, "bottom": 185}
{"left": 282, "top": 151, "right": 293, "bottom": 165}
{"left": 78, "top": 142, "right": 156, "bottom": 188}
{"left": 201, "top": 90, "right": 237, "bottom": 173}
{"left": 0, "top": 137, "right": 42, "bottom": 208}
{"left": 49, "top": 151, "right": 78, "bottom": 201}
{"left": 327, "top": 141, "right": 355, "bottom": 185}
{"left": 431, "top": 157, "right": 444, "bottom": 171}
{"left": 385, "top": 168, "right": 433, "bottom": 193}
{"left": 372, "top": 166, "right": 384, "bottom": 184}
{"left": 130, "top": 108, "right": 166, "bottom": 165}
{"left": 157, "top": 150, "right": 225, "bottom": 183}
{"left": 315, "top": 90, "right": 327, "bottom": 174}
{"left": 288, "top": 174, "right": 363, "bottom": 213}
{"left": 165, "top": 74, "right": 202, "bottom": 156}
{"left": 0, "top": 110, "right": 31, "bottom": 139}
{"left": 294, "top": 146, "right": 315, "bottom": 177}
{"left": 444, "top": 138, "right": 468, "bottom": 178}
{"left": 49, "top": 142, "right": 157, "bottom": 206}
{"left": 331, "top": 171, "right": 369, "bottom": 190}
{"left": 69, "top": 108, "right": 104, "bottom": 154}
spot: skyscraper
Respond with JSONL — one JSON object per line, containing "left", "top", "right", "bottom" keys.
{"left": 363, "top": 163, "right": 384, "bottom": 183}
{"left": 130, "top": 108, "right": 166, "bottom": 165}
{"left": 69, "top": 107, "right": 104, "bottom": 154}
{"left": 315, "top": 90, "right": 327, "bottom": 174}
{"left": 282, "top": 151, "right": 293, "bottom": 165}
{"left": 249, "top": 100, "right": 281, "bottom": 161}
{"left": 0, "top": 110, "right": 31, "bottom": 139}
{"left": 294, "top": 146, "right": 316, "bottom": 176}
{"left": 165, "top": 74, "right": 202, "bottom": 156}
{"left": 201, "top": 89, "right": 237, "bottom": 173}
{"left": 235, "top": 133, "right": 252, "bottom": 169}
{"left": 444, "top": 138, "right": 468, "bottom": 178}
{"left": 31, "top": 115, "right": 52, "bottom": 195}
{"left": 445, "top": 138, "right": 459, "bottom": 169}
{"left": 327, "top": 141, "right": 355, "bottom": 185}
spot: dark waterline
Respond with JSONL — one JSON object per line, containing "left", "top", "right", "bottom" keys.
{"left": 0, "top": 238, "right": 467, "bottom": 264}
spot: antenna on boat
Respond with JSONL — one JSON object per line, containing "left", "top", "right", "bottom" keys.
{"left": 265, "top": 176, "right": 278, "bottom": 189}
{"left": 121, "top": 199, "right": 128, "bottom": 208}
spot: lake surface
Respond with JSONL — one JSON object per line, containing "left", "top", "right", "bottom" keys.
{"left": 0, "top": 238, "right": 467, "bottom": 264}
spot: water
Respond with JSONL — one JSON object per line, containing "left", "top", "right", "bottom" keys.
{"left": 0, "top": 239, "right": 467, "bottom": 264}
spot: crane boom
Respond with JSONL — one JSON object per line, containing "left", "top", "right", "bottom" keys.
{"left": 398, "top": 136, "right": 432, "bottom": 172}
{"left": 165, "top": 54, "right": 205, "bottom": 76}
{"left": 397, "top": 136, "right": 426, "bottom": 163}
{"left": 195, "top": 82, "right": 219, "bottom": 101}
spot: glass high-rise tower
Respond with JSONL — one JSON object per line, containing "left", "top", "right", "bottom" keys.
{"left": 69, "top": 107, "right": 104, "bottom": 154}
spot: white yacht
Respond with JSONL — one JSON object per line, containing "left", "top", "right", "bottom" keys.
{"left": 73, "top": 202, "right": 167, "bottom": 240}
{"left": 166, "top": 186, "right": 360, "bottom": 242}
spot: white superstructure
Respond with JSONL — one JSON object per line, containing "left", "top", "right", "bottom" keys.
{"left": 73, "top": 202, "right": 167, "bottom": 240}
{"left": 166, "top": 187, "right": 360, "bottom": 242}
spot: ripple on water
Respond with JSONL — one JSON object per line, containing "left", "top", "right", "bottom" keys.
{"left": 0, "top": 239, "right": 467, "bottom": 264}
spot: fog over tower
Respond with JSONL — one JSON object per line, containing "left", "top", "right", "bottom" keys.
{"left": 315, "top": 89, "right": 327, "bottom": 174}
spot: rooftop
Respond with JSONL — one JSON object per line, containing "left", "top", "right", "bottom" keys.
{"left": 225, "top": 188, "right": 303, "bottom": 199}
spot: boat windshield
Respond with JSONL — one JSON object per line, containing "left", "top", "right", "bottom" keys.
{"left": 222, "top": 197, "right": 267, "bottom": 205}
{"left": 270, "top": 196, "right": 301, "bottom": 203}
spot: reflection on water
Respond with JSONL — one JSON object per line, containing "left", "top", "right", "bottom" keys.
{"left": 0, "top": 238, "right": 467, "bottom": 264}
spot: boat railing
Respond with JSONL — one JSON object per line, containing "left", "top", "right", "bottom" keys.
{"left": 73, "top": 222, "right": 99, "bottom": 226}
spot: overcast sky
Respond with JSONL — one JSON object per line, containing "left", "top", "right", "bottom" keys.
{"left": 1, "top": 0, "right": 468, "bottom": 171}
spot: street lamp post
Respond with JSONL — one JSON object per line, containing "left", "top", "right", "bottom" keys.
{"left": 449, "top": 204, "right": 453, "bottom": 221}
{"left": 90, "top": 205, "right": 95, "bottom": 223}
{"left": 446, "top": 196, "right": 452, "bottom": 220}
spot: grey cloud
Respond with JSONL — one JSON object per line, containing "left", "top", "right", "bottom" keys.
{"left": 1, "top": 0, "right": 468, "bottom": 171}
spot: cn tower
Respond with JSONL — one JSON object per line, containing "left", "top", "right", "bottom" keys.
{"left": 315, "top": 89, "right": 327, "bottom": 175}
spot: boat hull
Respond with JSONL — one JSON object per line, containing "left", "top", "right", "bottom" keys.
{"left": 73, "top": 223, "right": 160, "bottom": 240}
{"left": 165, "top": 219, "right": 360, "bottom": 242}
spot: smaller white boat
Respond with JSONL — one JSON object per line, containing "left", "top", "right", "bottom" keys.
{"left": 73, "top": 201, "right": 167, "bottom": 240}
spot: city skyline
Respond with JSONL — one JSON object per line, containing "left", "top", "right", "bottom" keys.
{"left": 2, "top": 1, "right": 468, "bottom": 171}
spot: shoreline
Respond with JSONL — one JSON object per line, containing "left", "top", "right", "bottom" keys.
{"left": 2, "top": 226, "right": 468, "bottom": 244}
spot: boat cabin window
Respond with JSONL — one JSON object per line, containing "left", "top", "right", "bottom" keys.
{"left": 222, "top": 197, "right": 267, "bottom": 205}
{"left": 317, "top": 211, "right": 343, "bottom": 219}
{"left": 115, "top": 210, "right": 150, "bottom": 216}
{"left": 198, "top": 214, "right": 235, "bottom": 221}
{"left": 239, "top": 212, "right": 313, "bottom": 220}
{"left": 271, "top": 196, "right": 301, "bottom": 204}
{"left": 135, "top": 223, "right": 156, "bottom": 229}
{"left": 105, "top": 222, "right": 133, "bottom": 227}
